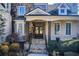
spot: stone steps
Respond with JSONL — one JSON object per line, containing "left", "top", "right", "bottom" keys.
{"left": 28, "top": 54, "right": 48, "bottom": 56}
{"left": 29, "top": 39, "right": 47, "bottom": 54}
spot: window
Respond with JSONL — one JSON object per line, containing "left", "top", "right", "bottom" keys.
{"left": 66, "top": 23, "right": 71, "bottom": 35}
{"left": 59, "top": 8, "right": 67, "bottom": 15}
{"left": 18, "top": 6, "right": 26, "bottom": 16}
{"left": 61, "top": 9, "right": 65, "bottom": 13}
{"left": 18, "top": 23, "right": 23, "bottom": 34}
{"left": 55, "top": 23, "right": 60, "bottom": 35}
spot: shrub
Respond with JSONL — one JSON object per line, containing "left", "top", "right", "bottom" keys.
{"left": 62, "top": 40, "right": 79, "bottom": 54}
{"left": 68, "top": 41, "right": 79, "bottom": 53}
{"left": 9, "top": 43, "right": 20, "bottom": 56}
{"left": 0, "top": 42, "right": 9, "bottom": 55}
{"left": 5, "top": 33, "right": 19, "bottom": 44}
{"left": 9, "top": 43, "right": 20, "bottom": 52}
{"left": 48, "top": 39, "right": 79, "bottom": 55}
{"left": 47, "top": 40, "right": 62, "bottom": 55}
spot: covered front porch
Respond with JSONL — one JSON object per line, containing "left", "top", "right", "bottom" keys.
{"left": 25, "top": 15, "right": 79, "bottom": 41}
{"left": 25, "top": 21, "right": 50, "bottom": 40}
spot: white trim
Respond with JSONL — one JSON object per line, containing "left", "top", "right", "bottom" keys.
{"left": 57, "top": 3, "right": 70, "bottom": 9}
{"left": 26, "top": 8, "right": 50, "bottom": 15}
{"left": 26, "top": 16, "right": 79, "bottom": 21}
{"left": 17, "top": 5, "right": 26, "bottom": 16}
{"left": 54, "top": 22, "right": 61, "bottom": 35}
{"left": 13, "top": 20, "right": 24, "bottom": 21}
{"left": 58, "top": 3, "right": 70, "bottom": 15}
{"left": 59, "top": 8, "right": 67, "bottom": 15}
{"left": 15, "top": 21, "right": 25, "bottom": 36}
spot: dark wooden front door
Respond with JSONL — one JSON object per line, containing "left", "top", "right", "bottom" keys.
{"left": 33, "top": 22, "right": 44, "bottom": 39}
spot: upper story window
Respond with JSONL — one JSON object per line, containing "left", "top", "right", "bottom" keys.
{"left": 59, "top": 8, "right": 67, "bottom": 15}
{"left": 61, "top": 9, "right": 65, "bottom": 13}
{"left": 18, "top": 6, "right": 26, "bottom": 16}
{"left": 58, "top": 4, "right": 70, "bottom": 15}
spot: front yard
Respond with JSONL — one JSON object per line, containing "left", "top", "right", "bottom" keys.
{"left": 47, "top": 39, "right": 79, "bottom": 56}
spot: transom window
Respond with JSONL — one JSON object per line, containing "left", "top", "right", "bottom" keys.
{"left": 55, "top": 23, "right": 60, "bottom": 35}
{"left": 66, "top": 23, "right": 71, "bottom": 35}
{"left": 18, "top": 6, "right": 26, "bottom": 16}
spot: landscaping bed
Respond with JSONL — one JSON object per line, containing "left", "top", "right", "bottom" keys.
{"left": 47, "top": 39, "right": 79, "bottom": 56}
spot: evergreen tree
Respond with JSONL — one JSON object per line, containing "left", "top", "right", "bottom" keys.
{"left": 0, "top": 14, "right": 5, "bottom": 42}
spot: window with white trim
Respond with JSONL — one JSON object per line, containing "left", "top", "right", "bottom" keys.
{"left": 55, "top": 23, "right": 60, "bottom": 35}
{"left": 18, "top": 6, "right": 26, "bottom": 16}
{"left": 59, "top": 8, "right": 67, "bottom": 15}
{"left": 61, "top": 9, "right": 65, "bottom": 13}
{"left": 18, "top": 23, "right": 23, "bottom": 35}
{"left": 66, "top": 23, "right": 71, "bottom": 35}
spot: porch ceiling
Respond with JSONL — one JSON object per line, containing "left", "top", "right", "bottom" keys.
{"left": 25, "top": 16, "right": 79, "bottom": 21}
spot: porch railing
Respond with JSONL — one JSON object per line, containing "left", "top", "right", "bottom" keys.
{"left": 43, "top": 34, "right": 49, "bottom": 54}
{"left": 25, "top": 33, "right": 32, "bottom": 55}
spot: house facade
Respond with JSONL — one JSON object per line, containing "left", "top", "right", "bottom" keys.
{"left": 11, "top": 3, "right": 79, "bottom": 42}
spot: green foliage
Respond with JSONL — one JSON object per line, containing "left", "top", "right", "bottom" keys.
{"left": 47, "top": 40, "right": 62, "bottom": 55}
{"left": 62, "top": 40, "right": 79, "bottom": 54}
{"left": 48, "top": 40, "right": 57, "bottom": 52}
{"left": 47, "top": 39, "right": 79, "bottom": 55}
{"left": 0, "top": 14, "right": 5, "bottom": 35}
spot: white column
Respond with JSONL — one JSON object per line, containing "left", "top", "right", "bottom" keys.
{"left": 16, "top": 22, "right": 19, "bottom": 33}
{"left": 45, "top": 22, "right": 48, "bottom": 41}
{"left": 22, "top": 22, "right": 25, "bottom": 36}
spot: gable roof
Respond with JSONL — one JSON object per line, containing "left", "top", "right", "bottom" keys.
{"left": 57, "top": 3, "right": 70, "bottom": 9}
{"left": 26, "top": 8, "right": 51, "bottom": 16}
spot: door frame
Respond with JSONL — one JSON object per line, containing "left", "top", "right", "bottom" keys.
{"left": 32, "top": 22, "right": 45, "bottom": 39}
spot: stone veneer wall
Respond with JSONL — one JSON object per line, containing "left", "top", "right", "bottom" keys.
{"left": 51, "top": 20, "right": 79, "bottom": 41}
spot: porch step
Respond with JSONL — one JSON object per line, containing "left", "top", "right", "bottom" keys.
{"left": 28, "top": 53, "right": 48, "bottom": 56}
{"left": 29, "top": 39, "right": 47, "bottom": 54}
{"left": 30, "top": 45, "right": 47, "bottom": 54}
{"left": 32, "top": 39, "right": 45, "bottom": 45}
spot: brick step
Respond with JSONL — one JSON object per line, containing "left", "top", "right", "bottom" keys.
{"left": 29, "top": 50, "right": 47, "bottom": 54}
{"left": 28, "top": 53, "right": 48, "bottom": 56}
{"left": 32, "top": 42, "right": 45, "bottom": 44}
{"left": 31, "top": 44, "right": 46, "bottom": 47}
{"left": 30, "top": 47, "right": 46, "bottom": 50}
{"left": 32, "top": 42, "right": 45, "bottom": 45}
{"left": 32, "top": 39, "right": 45, "bottom": 44}
{"left": 29, "top": 39, "right": 47, "bottom": 54}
